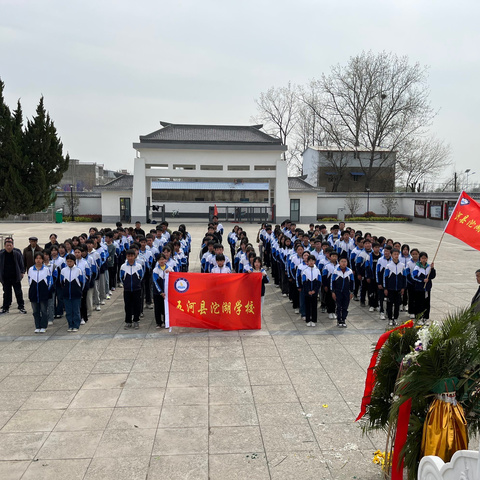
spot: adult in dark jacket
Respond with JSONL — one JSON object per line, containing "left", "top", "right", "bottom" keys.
{"left": 23, "top": 237, "right": 43, "bottom": 272}
{"left": 472, "top": 269, "right": 480, "bottom": 314}
{"left": 0, "top": 238, "right": 27, "bottom": 314}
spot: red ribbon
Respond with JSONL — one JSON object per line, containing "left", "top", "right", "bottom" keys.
{"left": 392, "top": 398, "right": 412, "bottom": 480}
{"left": 356, "top": 320, "right": 414, "bottom": 422}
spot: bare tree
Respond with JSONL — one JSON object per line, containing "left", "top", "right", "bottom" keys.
{"left": 396, "top": 136, "right": 452, "bottom": 192}
{"left": 252, "top": 82, "right": 299, "bottom": 168}
{"left": 302, "top": 51, "right": 436, "bottom": 189}
{"left": 381, "top": 194, "right": 398, "bottom": 216}
{"left": 345, "top": 193, "right": 361, "bottom": 216}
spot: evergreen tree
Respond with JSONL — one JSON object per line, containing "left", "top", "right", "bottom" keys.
{"left": 22, "top": 96, "right": 69, "bottom": 213}
{"left": 0, "top": 79, "right": 22, "bottom": 217}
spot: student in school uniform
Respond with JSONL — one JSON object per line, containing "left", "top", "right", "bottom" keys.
{"left": 288, "top": 244, "right": 304, "bottom": 314}
{"left": 60, "top": 254, "right": 85, "bottom": 332}
{"left": 365, "top": 242, "right": 382, "bottom": 312}
{"left": 322, "top": 249, "right": 338, "bottom": 319}
{"left": 412, "top": 252, "right": 436, "bottom": 325}
{"left": 152, "top": 253, "right": 173, "bottom": 328}
{"left": 211, "top": 254, "right": 232, "bottom": 274}
{"left": 120, "top": 249, "right": 144, "bottom": 330}
{"left": 399, "top": 244, "right": 412, "bottom": 312}
{"left": 252, "top": 256, "right": 269, "bottom": 315}
{"left": 299, "top": 254, "right": 321, "bottom": 327}
{"left": 42, "top": 249, "right": 57, "bottom": 326}
{"left": 383, "top": 248, "right": 407, "bottom": 326}
{"left": 376, "top": 245, "right": 392, "bottom": 320}
{"left": 296, "top": 251, "right": 311, "bottom": 321}
{"left": 405, "top": 248, "right": 420, "bottom": 318}
{"left": 331, "top": 257, "right": 355, "bottom": 328}
{"left": 356, "top": 238, "right": 373, "bottom": 307}
{"left": 74, "top": 246, "right": 91, "bottom": 325}
{"left": 28, "top": 252, "right": 54, "bottom": 333}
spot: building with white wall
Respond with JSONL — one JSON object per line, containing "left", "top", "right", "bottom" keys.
{"left": 302, "top": 146, "right": 396, "bottom": 192}
{"left": 131, "top": 122, "right": 289, "bottom": 222}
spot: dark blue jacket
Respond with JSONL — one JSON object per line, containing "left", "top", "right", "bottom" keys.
{"left": 60, "top": 266, "right": 85, "bottom": 300}
{"left": 120, "top": 261, "right": 143, "bottom": 292}
{"left": 28, "top": 265, "right": 53, "bottom": 303}
{"left": 383, "top": 261, "right": 407, "bottom": 291}
{"left": 331, "top": 266, "right": 355, "bottom": 295}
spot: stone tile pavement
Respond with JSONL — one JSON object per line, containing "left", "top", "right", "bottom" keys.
{"left": 0, "top": 220, "right": 479, "bottom": 479}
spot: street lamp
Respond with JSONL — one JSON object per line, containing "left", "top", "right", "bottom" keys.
{"left": 366, "top": 188, "right": 371, "bottom": 213}
{"left": 465, "top": 169, "right": 476, "bottom": 191}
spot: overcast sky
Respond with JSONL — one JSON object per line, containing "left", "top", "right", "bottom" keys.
{"left": 1, "top": 0, "right": 479, "bottom": 185}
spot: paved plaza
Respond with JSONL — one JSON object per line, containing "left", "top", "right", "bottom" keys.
{"left": 0, "top": 220, "right": 479, "bottom": 480}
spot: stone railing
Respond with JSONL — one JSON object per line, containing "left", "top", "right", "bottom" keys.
{"left": 418, "top": 449, "right": 480, "bottom": 480}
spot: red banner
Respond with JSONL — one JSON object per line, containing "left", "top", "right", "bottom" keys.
{"left": 165, "top": 272, "right": 262, "bottom": 330}
{"left": 392, "top": 398, "right": 412, "bottom": 480}
{"left": 445, "top": 191, "right": 480, "bottom": 251}
{"left": 356, "top": 320, "right": 414, "bottom": 422}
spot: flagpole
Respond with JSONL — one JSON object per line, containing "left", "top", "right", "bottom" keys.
{"left": 424, "top": 191, "right": 463, "bottom": 287}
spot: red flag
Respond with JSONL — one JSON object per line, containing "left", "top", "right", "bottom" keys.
{"left": 213, "top": 204, "right": 218, "bottom": 216}
{"left": 444, "top": 191, "right": 480, "bottom": 251}
{"left": 356, "top": 320, "right": 414, "bottom": 422}
{"left": 165, "top": 272, "right": 262, "bottom": 330}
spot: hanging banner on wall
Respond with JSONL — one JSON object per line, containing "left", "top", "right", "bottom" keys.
{"left": 165, "top": 272, "right": 262, "bottom": 330}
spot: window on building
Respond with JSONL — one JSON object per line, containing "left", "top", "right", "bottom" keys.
{"left": 353, "top": 151, "right": 359, "bottom": 159}
{"left": 173, "top": 164, "right": 196, "bottom": 170}
{"left": 254, "top": 165, "right": 276, "bottom": 171}
{"left": 240, "top": 197, "right": 250, "bottom": 202}
{"left": 227, "top": 165, "right": 250, "bottom": 171}
{"left": 352, "top": 175, "right": 360, "bottom": 182}
{"left": 194, "top": 197, "right": 205, "bottom": 201}
{"left": 200, "top": 165, "right": 223, "bottom": 170}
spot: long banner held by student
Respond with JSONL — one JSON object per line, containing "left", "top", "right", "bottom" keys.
{"left": 165, "top": 272, "right": 262, "bottom": 330}
{"left": 444, "top": 191, "right": 480, "bottom": 251}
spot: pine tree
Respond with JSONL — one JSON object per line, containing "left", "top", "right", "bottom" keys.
{"left": 0, "top": 79, "right": 21, "bottom": 217}
{"left": 22, "top": 96, "right": 69, "bottom": 213}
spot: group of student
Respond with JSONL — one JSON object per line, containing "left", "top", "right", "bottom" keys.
{"left": 199, "top": 216, "right": 270, "bottom": 310}
{"left": 23, "top": 220, "right": 192, "bottom": 333}
{"left": 255, "top": 220, "right": 436, "bottom": 328}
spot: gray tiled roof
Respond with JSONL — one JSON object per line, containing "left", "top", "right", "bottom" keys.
{"left": 139, "top": 122, "right": 282, "bottom": 145}
{"left": 288, "top": 177, "right": 316, "bottom": 191}
{"left": 97, "top": 175, "right": 133, "bottom": 190}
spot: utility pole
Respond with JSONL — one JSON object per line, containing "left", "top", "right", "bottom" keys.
{"left": 454, "top": 172, "right": 457, "bottom": 192}
{"left": 70, "top": 184, "right": 75, "bottom": 222}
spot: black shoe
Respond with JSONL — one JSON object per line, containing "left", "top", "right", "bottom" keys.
{"left": 124, "top": 323, "right": 132, "bottom": 329}
{"left": 133, "top": 322, "right": 139, "bottom": 329}
{"left": 0, "top": 307, "right": 8, "bottom": 314}
{"left": 18, "top": 307, "right": 27, "bottom": 314}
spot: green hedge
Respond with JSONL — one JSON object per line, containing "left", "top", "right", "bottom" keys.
{"left": 63, "top": 215, "right": 102, "bottom": 222}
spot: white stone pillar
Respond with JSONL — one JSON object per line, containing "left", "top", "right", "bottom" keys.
{"left": 275, "top": 159, "right": 290, "bottom": 223}
{"left": 132, "top": 157, "right": 147, "bottom": 222}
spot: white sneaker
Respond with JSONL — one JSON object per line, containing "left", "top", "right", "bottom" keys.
{"left": 108, "top": 291, "right": 112, "bottom": 296}
{"left": 106, "top": 295, "right": 111, "bottom": 300}
{"left": 118, "top": 283, "right": 123, "bottom": 288}
{"left": 301, "top": 316, "right": 306, "bottom": 321}
{"left": 147, "top": 304, "right": 154, "bottom": 310}
{"left": 375, "top": 307, "right": 380, "bottom": 311}
{"left": 72, "top": 328, "right": 79, "bottom": 332}
{"left": 80, "top": 319, "right": 86, "bottom": 325}
{"left": 311, "top": 322, "right": 316, "bottom": 327}
{"left": 328, "top": 313, "right": 334, "bottom": 319}
{"left": 282, "top": 293, "right": 287, "bottom": 297}
{"left": 369, "top": 307, "right": 374, "bottom": 312}
{"left": 34, "top": 329, "right": 40, "bottom": 333}
{"left": 95, "top": 306, "right": 101, "bottom": 311}
{"left": 294, "top": 309, "right": 299, "bottom": 314}
{"left": 48, "top": 321, "right": 53, "bottom": 326}
{"left": 410, "top": 314, "right": 415, "bottom": 319}
{"left": 100, "top": 301, "right": 106, "bottom": 305}
{"left": 380, "top": 313, "right": 386, "bottom": 320}
{"left": 399, "top": 305, "right": 404, "bottom": 312}
{"left": 39, "top": 328, "right": 46, "bottom": 333}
